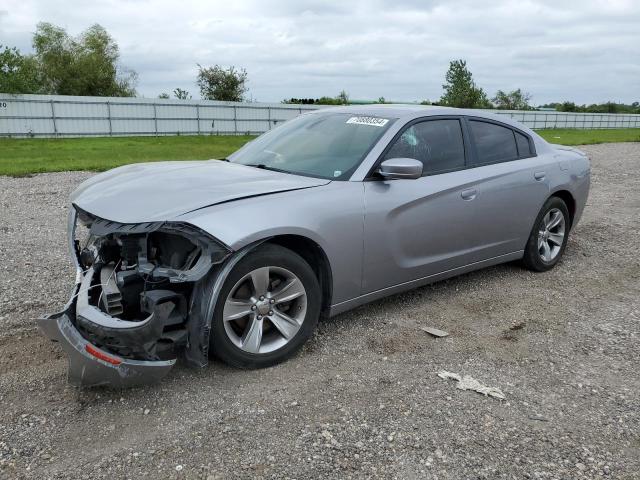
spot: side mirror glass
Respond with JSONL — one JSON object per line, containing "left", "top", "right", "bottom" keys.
{"left": 377, "top": 158, "right": 423, "bottom": 180}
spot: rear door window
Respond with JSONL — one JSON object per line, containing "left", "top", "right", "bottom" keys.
{"left": 384, "top": 119, "right": 465, "bottom": 175}
{"left": 469, "top": 120, "right": 518, "bottom": 165}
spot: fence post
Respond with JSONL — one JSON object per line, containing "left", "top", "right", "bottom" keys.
{"left": 267, "top": 106, "right": 271, "bottom": 130}
{"left": 233, "top": 105, "right": 238, "bottom": 135}
{"left": 50, "top": 100, "right": 58, "bottom": 136}
{"left": 153, "top": 103, "right": 158, "bottom": 136}
{"left": 107, "top": 101, "right": 112, "bottom": 136}
{"left": 196, "top": 104, "right": 201, "bottom": 135}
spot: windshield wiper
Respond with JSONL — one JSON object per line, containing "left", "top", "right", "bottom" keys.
{"left": 245, "top": 163, "right": 290, "bottom": 174}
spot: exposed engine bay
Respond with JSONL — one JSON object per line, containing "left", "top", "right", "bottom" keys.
{"left": 71, "top": 205, "right": 231, "bottom": 363}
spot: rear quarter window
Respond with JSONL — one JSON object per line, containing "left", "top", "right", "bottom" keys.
{"left": 515, "top": 131, "right": 533, "bottom": 157}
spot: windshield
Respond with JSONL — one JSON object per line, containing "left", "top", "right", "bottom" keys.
{"left": 229, "top": 112, "right": 395, "bottom": 180}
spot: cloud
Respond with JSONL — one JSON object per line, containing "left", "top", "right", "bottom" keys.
{"left": 1, "top": 0, "right": 638, "bottom": 104}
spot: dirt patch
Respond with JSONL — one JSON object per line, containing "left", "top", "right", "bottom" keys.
{"left": 1, "top": 143, "right": 639, "bottom": 479}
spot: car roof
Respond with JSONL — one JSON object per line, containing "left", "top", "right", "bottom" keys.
{"left": 309, "top": 104, "right": 451, "bottom": 118}
{"left": 309, "top": 104, "right": 535, "bottom": 134}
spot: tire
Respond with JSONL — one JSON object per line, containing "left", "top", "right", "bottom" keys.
{"left": 210, "top": 243, "right": 321, "bottom": 369}
{"left": 522, "top": 196, "right": 570, "bottom": 272}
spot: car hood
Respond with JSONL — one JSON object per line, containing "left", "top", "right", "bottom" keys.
{"left": 71, "top": 160, "right": 330, "bottom": 223}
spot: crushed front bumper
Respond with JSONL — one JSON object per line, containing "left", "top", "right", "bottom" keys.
{"left": 38, "top": 308, "right": 176, "bottom": 388}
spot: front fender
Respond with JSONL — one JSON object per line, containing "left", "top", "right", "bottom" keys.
{"left": 179, "top": 182, "right": 365, "bottom": 305}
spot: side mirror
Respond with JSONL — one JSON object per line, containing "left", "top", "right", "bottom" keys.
{"left": 377, "top": 158, "right": 423, "bottom": 180}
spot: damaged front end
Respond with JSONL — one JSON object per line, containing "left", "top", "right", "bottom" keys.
{"left": 38, "top": 205, "right": 232, "bottom": 387}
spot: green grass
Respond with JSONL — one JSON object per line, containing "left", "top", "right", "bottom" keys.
{"left": 0, "top": 135, "right": 255, "bottom": 176}
{"left": 536, "top": 128, "right": 640, "bottom": 145}
{"left": 0, "top": 128, "right": 639, "bottom": 176}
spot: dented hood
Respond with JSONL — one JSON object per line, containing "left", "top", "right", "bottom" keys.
{"left": 71, "top": 160, "right": 330, "bottom": 223}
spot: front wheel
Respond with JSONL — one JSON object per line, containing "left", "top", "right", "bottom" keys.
{"left": 210, "top": 244, "right": 321, "bottom": 369}
{"left": 522, "top": 197, "right": 570, "bottom": 272}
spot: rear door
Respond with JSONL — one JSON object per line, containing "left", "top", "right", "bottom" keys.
{"left": 462, "top": 118, "right": 553, "bottom": 257}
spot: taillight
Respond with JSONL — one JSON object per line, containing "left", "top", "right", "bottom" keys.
{"left": 85, "top": 343, "right": 122, "bottom": 365}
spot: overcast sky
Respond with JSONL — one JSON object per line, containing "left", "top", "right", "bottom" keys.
{"left": 1, "top": 0, "right": 638, "bottom": 104}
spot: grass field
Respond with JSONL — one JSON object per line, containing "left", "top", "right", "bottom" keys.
{"left": 536, "top": 128, "right": 640, "bottom": 146}
{"left": 0, "top": 135, "right": 254, "bottom": 176}
{"left": 1, "top": 128, "right": 639, "bottom": 176}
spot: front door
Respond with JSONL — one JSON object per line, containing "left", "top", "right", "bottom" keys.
{"left": 362, "top": 117, "right": 483, "bottom": 293}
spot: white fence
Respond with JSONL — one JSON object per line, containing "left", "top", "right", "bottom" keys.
{"left": 0, "top": 94, "right": 321, "bottom": 138}
{"left": 1, "top": 93, "right": 639, "bottom": 138}
{"left": 489, "top": 109, "right": 640, "bottom": 130}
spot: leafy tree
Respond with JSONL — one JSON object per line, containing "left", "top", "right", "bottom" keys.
{"left": 283, "top": 93, "right": 350, "bottom": 105}
{"left": 158, "top": 92, "right": 170, "bottom": 99}
{"left": 197, "top": 64, "right": 247, "bottom": 101}
{"left": 492, "top": 89, "right": 532, "bottom": 110}
{"left": 377, "top": 96, "right": 387, "bottom": 104}
{"left": 283, "top": 98, "right": 317, "bottom": 104}
{"left": 539, "top": 101, "right": 639, "bottom": 114}
{"left": 315, "top": 96, "right": 342, "bottom": 105}
{"left": 557, "top": 101, "right": 577, "bottom": 112}
{"left": 173, "top": 88, "right": 191, "bottom": 100}
{"left": 0, "top": 45, "right": 40, "bottom": 94}
{"left": 439, "top": 59, "right": 489, "bottom": 108}
{"left": 32, "top": 23, "right": 136, "bottom": 96}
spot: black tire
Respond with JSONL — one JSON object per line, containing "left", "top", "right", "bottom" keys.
{"left": 210, "top": 243, "right": 321, "bottom": 369}
{"left": 522, "top": 196, "right": 570, "bottom": 272}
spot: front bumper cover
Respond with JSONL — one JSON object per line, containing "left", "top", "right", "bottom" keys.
{"left": 38, "top": 308, "right": 176, "bottom": 388}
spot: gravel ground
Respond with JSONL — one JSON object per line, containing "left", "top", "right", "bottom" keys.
{"left": 0, "top": 143, "right": 639, "bottom": 479}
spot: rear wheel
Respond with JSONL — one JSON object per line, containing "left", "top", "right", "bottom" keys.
{"left": 523, "top": 197, "right": 570, "bottom": 272}
{"left": 210, "top": 244, "right": 321, "bottom": 368}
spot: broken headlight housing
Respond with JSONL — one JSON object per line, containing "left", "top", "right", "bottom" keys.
{"left": 66, "top": 205, "right": 232, "bottom": 360}
{"left": 71, "top": 204, "right": 231, "bottom": 283}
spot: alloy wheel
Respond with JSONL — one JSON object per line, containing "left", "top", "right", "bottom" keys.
{"left": 537, "top": 208, "right": 566, "bottom": 262}
{"left": 222, "top": 266, "right": 308, "bottom": 354}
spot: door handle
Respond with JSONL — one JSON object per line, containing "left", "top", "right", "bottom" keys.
{"left": 461, "top": 188, "right": 477, "bottom": 201}
{"left": 534, "top": 171, "right": 546, "bottom": 181}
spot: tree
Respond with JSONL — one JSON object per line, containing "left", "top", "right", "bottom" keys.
{"left": 439, "top": 59, "right": 489, "bottom": 108}
{"left": 283, "top": 92, "right": 350, "bottom": 105}
{"left": 197, "top": 64, "right": 247, "bottom": 101}
{"left": 158, "top": 92, "right": 170, "bottom": 99}
{"left": 557, "top": 101, "right": 577, "bottom": 112}
{"left": 492, "top": 88, "right": 532, "bottom": 110}
{"left": 0, "top": 45, "right": 40, "bottom": 94}
{"left": 32, "top": 22, "right": 137, "bottom": 96}
{"left": 173, "top": 88, "right": 191, "bottom": 100}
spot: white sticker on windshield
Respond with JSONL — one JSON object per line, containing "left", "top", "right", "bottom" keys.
{"left": 346, "top": 116, "right": 389, "bottom": 127}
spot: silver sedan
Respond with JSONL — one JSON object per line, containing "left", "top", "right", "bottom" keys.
{"left": 39, "top": 105, "right": 590, "bottom": 387}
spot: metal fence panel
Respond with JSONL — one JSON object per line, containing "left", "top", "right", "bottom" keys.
{"left": 0, "top": 117, "right": 53, "bottom": 136}
{"left": 111, "top": 118, "right": 155, "bottom": 135}
{"left": 110, "top": 102, "right": 156, "bottom": 119}
{"left": 157, "top": 119, "right": 198, "bottom": 134}
{"left": 56, "top": 118, "right": 110, "bottom": 135}
{"left": 1, "top": 93, "right": 639, "bottom": 138}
